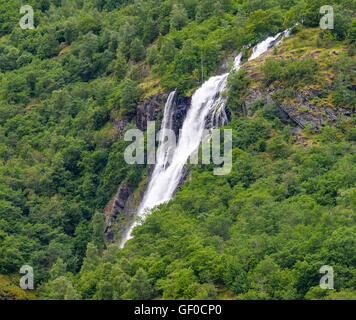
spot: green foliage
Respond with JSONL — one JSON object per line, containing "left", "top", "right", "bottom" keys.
{"left": 263, "top": 57, "right": 319, "bottom": 87}
{"left": 83, "top": 115, "right": 354, "bottom": 300}
{"left": 43, "top": 276, "right": 81, "bottom": 300}
{"left": 119, "top": 79, "right": 143, "bottom": 118}
{"left": 64, "top": 112, "right": 356, "bottom": 300}
{"left": 92, "top": 212, "right": 106, "bottom": 249}
{"left": 80, "top": 242, "right": 101, "bottom": 274}
{"left": 158, "top": 268, "right": 200, "bottom": 299}
{"left": 302, "top": 0, "right": 355, "bottom": 41}
{"left": 112, "top": 49, "right": 128, "bottom": 82}
{"left": 0, "top": 0, "right": 355, "bottom": 301}
{"left": 122, "top": 268, "right": 152, "bottom": 300}
{"left": 147, "top": 45, "right": 159, "bottom": 66}
{"left": 130, "top": 38, "right": 145, "bottom": 62}
{"left": 332, "top": 56, "right": 356, "bottom": 109}
{"left": 49, "top": 257, "right": 67, "bottom": 280}
{"left": 226, "top": 68, "right": 251, "bottom": 114}
{"left": 170, "top": 4, "right": 189, "bottom": 31}
{"left": 302, "top": 0, "right": 324, "bottom": 27}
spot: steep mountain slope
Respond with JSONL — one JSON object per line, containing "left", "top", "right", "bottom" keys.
{"left": 93, "top": 27, "right": 356, "bottom": 301}
{"left": 234, "top": 27, "right": 355, "bottom": 129}
{"left": 0, "top": 0, "right": 355, "bottom": 300}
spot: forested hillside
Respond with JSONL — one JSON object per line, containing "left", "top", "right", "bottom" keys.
{"left": 0, "top": 0, "right": 355, "bottom": 300}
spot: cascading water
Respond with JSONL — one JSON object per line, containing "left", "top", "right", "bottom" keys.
{"left": 119, "top": 91, "right": 177, "bottom": 247}
{"left": 119, "top": 71, "right": 235, "bottom": 247}
{"left": 248, "top": 30, "right": 289, "bottom": 61}
{"left": 211, "top": 53, "right": 242, "bottom": 128}
{"left": 213, "top": 29, "right": 292, "bottom": 126}
{"left": 120, "top": 30, "right": 291, "bottom": 248}
{"left": 153, "top": 90, "right": 177, "bottom": 171}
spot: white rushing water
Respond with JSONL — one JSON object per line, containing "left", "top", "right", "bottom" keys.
{"left": 120, "top": 30, "right": 291, "bottom": 248}
{"left": 248, "top": 29, "right": 291, "bottom": 61}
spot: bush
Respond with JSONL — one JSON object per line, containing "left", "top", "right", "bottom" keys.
{"left": 332, "top": 56, "right": 356, "bottom": 108}
{"left": 226, "top": 68, "right": 251, "bottom": 114}
{"left": 119, "top": 79, "right": 143, "bottom": 118}
{"left": 263, "top": 57, "right": 318, "bottom": 87}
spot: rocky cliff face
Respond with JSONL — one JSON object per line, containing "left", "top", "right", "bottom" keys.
{"left": 251, "top": 85, "right": 352, "bottom": 130}
{"left": 106, "top": 92, "right": 191, "bottom": 242}
{"left": 136, "top": 92, "right": 168, "bottom": 132}
{"left": 234, "top": 35, "right": 353, "bottom": 131}
{"left": 112, "top": 92, "right": 191, "bottom": 137}
{"left": 104, "top": 183, "right": 138, "bottom": 242}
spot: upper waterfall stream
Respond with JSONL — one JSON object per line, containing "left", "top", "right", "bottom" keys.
{"left": 120, "top": 30, "right": 291, "bottom": 248}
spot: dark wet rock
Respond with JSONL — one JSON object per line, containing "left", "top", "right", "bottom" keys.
{"left": 112, "top": 119, "right": 129, "bottom": 139}
{"left": 172, "top": 95, "right": 191, "bottom": 136}
{"left": 175, "top": 165, "right": 191, "bottom": 193}
{"left": 136, "top": 92, "right": 191, "bottom": 136}
{"left": 112, "top": 91, "right": 191, "bottom": 135}
{"left": 215, "top": 52, "right": 237, "bottom": 75}
{"left": 105, "top": 183, "right": 141, "bottom": 243}
{"left": 136, "top": 92, "right": 168, "bottom": 132}
{"left": 106, "top": 92, "right": 191, "bottom": 243}
{"left": 241, "top": 84, "right": 351, "bottom": 130}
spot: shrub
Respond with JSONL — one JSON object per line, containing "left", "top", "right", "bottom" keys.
{"left": 263, "top": 57, "right": 318, "bottom": 87}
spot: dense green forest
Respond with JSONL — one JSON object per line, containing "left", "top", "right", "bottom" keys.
{"left": 0, "top": 0, "right": 355, "bottom": 299}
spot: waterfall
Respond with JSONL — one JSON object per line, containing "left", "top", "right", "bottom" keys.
{"left": 213, "top": 28, "right": 292, "bottom": 126}
{"left": 248, "top": 30, "right": 289, "bottom": 61}
{"left": 120, "top": 30, "right": 291, "bottom": 248}
{"left": 154, "top": 90, "right": 177, "bottom": 170}
{"left": 119, "top": 91, "right": 177, "bottom": 247}
{"left": 212, "top": 53, "right": 242, "bottom": 127}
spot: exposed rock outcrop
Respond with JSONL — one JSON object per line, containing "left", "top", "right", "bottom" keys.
{"left": 104, "top": 182, "right": 143, "bottom": 242}
{"left": 240, "top": 81, "right": 352, "bottom": 132}
{"left": 215, "top": 52, "right": 237, "bottom": 75}
{"left": 171, "top": 95, "right": 191, "bottom": 136}
{"left": 136, "top": 92, "right": 191, "bottom": 135}
{"left": 229, "top": 40, "right": 353, "bottom": 131}
{"left": 112, "top": 118, "right": 129, "bottom": 139}
{"left": 106, "top": 92, "right": 191, "bottom": 243}
{"left": 112, "top": 92, "right": 191, "bottom": 138}
{"left": 136, "top": 92, "right": 168, "bottom": 132}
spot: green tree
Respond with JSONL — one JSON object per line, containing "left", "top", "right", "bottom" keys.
{"left": 123, "top": 268, "right": 152, "bottom": 300}
{"left": 143, "top": 17, "right": 158, "bottom": 45}
{"left": 173, "top": 39, "right": 199, "bottom": 75}
{"left": 37, "top": 30, "right": 60, "bottom": 59}
{"left": 160, "top": 38, "right": 176, "bottom": 65}
{"left": 46, "top": 276, "right": 81, "bottom": 300}
{"left": 130, "top": 38, "right": 145, "bottom": 62}
{"left": 50, "top": 257, "right": 67, "bottom": 280}
{"left": 195, "top": 0, "right": 215, "bottom": 23}
{"left": 158, "top": 268, "right": 199, "bottom": 299}
{"left": 92, "top": 211, "right": 106, "bottom": 249}
{"left": 119, "top": 79, "right": 142, "bottom": 118}
{"left": 147, "top": 45, "right": 159, "bottom": 66}
{"left": 96, "top": 280, "right": 114, "bottom": 300}
{"left": 170, "top": 4, "right": 189, "bottom": 30}
{"left": 302, "top": 0, "right": 324, "bottom": 27}
{"left": 81, "top": 242, "right": 100, "bottom": 273}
